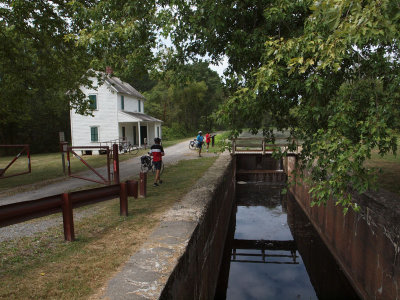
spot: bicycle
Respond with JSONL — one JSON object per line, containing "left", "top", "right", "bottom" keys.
{"left": 189, "top": 139, "right": 198, "bottom": 150}
{"left": 140, "top": 154, "right": 164, "bottom": 174}
{"left": 119, "top": 142, "right": 139, "bottom": 155}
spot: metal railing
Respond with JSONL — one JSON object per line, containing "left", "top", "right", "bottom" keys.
{"left": 0, "top": 144, "right": 31, "bottom": 179}
{"left": 0, "top": 180, "right": 139, "bottom": 241}
{"left": 231, "top": 137, "right": 299, "bottom": 155}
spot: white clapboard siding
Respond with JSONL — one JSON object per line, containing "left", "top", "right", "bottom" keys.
{"left": 70, "top": 77, "right": 118, "bottom": 149}
{"left": 70, "top": 74, "right": 160, "bottom": 153}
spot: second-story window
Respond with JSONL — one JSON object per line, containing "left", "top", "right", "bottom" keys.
{"left": 121, "top": 95, "right": 124, "bottom": 110}
{"left": 89, "top": 95, "right": 97, "bottom": 110}
{"left": 138, "top": 100, "right": 141, "bottom": 112}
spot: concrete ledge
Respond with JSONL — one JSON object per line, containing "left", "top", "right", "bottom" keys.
{"left": 102, "top": 153, "right": 234, "bottom": 299}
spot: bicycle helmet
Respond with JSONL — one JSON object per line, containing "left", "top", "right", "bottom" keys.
{"left": 198, "top": 131, "right": 202, "bottom": 135}
{"left": 154, "top": 137, "right": 161, "bottom": 143}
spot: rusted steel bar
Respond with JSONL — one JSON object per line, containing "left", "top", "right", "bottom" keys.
{"left": 0, "top": 145, "right": 31, "bottom": 179}
{"left": 139, "top": 172, "right": 147, "bottom": 198}
{"left": 70, "top": 184, "right": 120, "bottom": 207}
{"left": 62, "top": 193, "right": 75, "bottom": 241}
{"left": 126, "top": 180, "right": 138, "bottom": 198}
{"left": 70, "top": 149, "right": 109, "bottom": 184}
{"left": 0, "top": 195, "right": 62, "bottom": 227}
{"left": 107, "top": 148, "right": 111, "bottom": 183}
{"left": 113, "top": 144, "right": 120, "bottom": 184}
{"left": 119, "top": 182, "right": 128, "bottom": 216}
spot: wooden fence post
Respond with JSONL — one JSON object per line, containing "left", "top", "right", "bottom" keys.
{"left": 119, "top": 182, "right": 128, "bottom": 216}
{"left": 62, "top": 193, "right": 75, "bottom": 241}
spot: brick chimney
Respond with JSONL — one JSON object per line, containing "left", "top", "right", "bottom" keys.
{"left": 105, "top": 66, "right": 113, "bottom": 75}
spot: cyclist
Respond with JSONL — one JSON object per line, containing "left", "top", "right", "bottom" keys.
{"left": 196, "top": 131, "right": 204, "bottom": 157}
{"left": 150, "top": 137, "right": 165, "bottom": 186}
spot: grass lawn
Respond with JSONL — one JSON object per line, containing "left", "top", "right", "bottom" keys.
{"left": 0, "top": 156, "right": 217, "bottom": 300}
{"left": 0, "top": 147, "right": 157, "bottom": 193}
{"left": 364, "top": 148, "right": 400, "bottom": 195}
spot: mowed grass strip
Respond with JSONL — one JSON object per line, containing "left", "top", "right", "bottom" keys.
{"left": 365, "top": 148, "right": 400, "bottom": 195}
{"left": 0, "top": 156, "right": 217, "bottom": 300}
{"left": 0, "top": 150, "right": 147, "bottom": 193}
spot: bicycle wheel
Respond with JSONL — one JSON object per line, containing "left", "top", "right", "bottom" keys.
{"left": 189, "top": 141, "right": 195, "bottom": 150}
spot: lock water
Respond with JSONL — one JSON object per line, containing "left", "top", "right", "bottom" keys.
{"left": 214, "top": 185, "right": 360, "bottom": 300}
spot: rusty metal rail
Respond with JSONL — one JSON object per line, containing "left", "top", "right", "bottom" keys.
{"left": 66, "top": 145, "right": 116, "bottom": 185}
{"left": 0, "top": 144, "right": 31, "bottom": 179}
{"left": 0, "top": 180, "right": 139, "bottom": 241}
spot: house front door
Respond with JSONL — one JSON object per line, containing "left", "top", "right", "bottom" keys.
{"left": 140, "top": 125, "right": 147, "bottom": 145}
{"left": 133, "top": 126, "right": 137, "bottom": 145}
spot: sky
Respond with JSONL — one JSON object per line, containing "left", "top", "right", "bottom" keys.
{"left": 209, "top": 56, "right": 229, "bottom": 78}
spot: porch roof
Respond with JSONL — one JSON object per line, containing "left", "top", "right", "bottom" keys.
{"left": 118, "top": 111, "right": 163, "bottom": 123}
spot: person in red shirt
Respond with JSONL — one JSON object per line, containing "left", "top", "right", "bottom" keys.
{"left": 150, "top": 137, "right": 165, "bottom": 186}
{"left": 205, "top": 132, "right": 211, "bottom": 152}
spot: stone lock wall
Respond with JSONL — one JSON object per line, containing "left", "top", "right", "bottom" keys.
{"left": 159, "top": 154, "right": 235, "bottom": 300}
{"left": 287, "top": 157, "right": 400, "bottom": 300}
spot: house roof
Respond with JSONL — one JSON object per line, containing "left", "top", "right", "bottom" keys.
{"left": 104, "top": 76, "right": 145, "bottom": 100}
{"left": 120, "top": 111, "right": 163, "bottom": 123}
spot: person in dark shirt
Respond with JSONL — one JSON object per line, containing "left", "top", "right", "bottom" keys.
{"left": 150, "top": 137, "right": 165, "bottom": 186}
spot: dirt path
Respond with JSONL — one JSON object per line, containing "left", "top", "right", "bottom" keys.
{"left": 0, "top": 139, "right": 209, "bottom": 206}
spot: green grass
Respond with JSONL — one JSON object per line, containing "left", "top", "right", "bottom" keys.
{"left": 0, "top": 150, "right": 149, "bottom": 193}
{"left": 365, "top": 144, "right": 400, "bottom": 195}
{"left": 0, "top": 156, "right": 218, "bottom": 300}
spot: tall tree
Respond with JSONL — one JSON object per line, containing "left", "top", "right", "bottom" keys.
{"left": 167, "top": 0, "right": 400, "bottom": 209}
{"left": 0, "top": 0, "right": 159, "bottom": 152}
{"left": 144, "top": 62, "right": 225, "bottom": 137}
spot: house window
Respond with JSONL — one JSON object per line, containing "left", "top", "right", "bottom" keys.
{"left": 90, "top": 127, "right": 99, "bottom": 142}
{"left": 121, "top": 95, "right": 124, "bottom": 110}
{"left": 89, "top": 95, "right": 97, "bottom": 110}
{"left": 157, "top": 126, "right": 159, "bottom": 138}
{"left": 122, "top": 126, "right": 126, "bottom": 139}
{"left": 138, "top": 100, "right": 141, "bottom": 112}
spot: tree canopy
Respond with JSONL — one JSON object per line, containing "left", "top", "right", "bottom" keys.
{"left": 166, "top": 0, "right": 400, "bottom": 210}
{"left": 144, "top": 62, "right": 226, "bottom": 138}
{"left": 0, "top": 0, "right": 158, "bottom": 151}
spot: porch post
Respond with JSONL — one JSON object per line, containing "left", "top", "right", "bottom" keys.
{"left": 138, "top": 121, "right": 141, "bottom": 148}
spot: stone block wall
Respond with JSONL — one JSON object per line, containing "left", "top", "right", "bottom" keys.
{"left": 159, "top": 154, "right": 235, "bottom": 300}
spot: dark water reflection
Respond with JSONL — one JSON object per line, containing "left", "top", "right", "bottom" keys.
{"left": 215, "top": 185, "right": 360, "bottom": 300}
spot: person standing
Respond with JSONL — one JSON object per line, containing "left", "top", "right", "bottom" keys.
{"left": 150, "top": 137, "right": 164, "bottom": 186}
{"left": 205, "top": 132, "right": 211, "bottom": 152}
{"left": 196, "top": 131, "right": 204, "bottom": 157}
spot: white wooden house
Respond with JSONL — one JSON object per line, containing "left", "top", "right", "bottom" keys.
{"left": 70, "top": 73, "right": 162, "bottom": 154}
